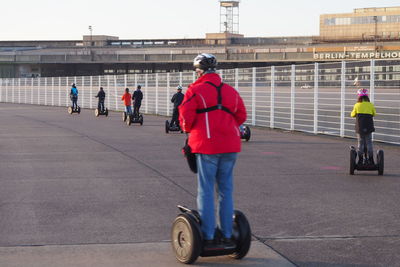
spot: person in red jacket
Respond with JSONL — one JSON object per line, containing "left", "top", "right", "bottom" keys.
{"left": 121, "top": 88, "right": 132, "bottom": 115}
{"left": 179, "top": 53, "right": 247, "bottom": 247}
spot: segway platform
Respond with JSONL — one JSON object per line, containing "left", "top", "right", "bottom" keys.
{"left": 349, "top": 146, "right": 384, "bottom": 175}
{"left": 165, "top": 120, "right": 183, "bottom": 134}
{"left": 171, "top": 205, "right": 251, "bottom": 264}
{"left": 123, "top": 112, "right": 143, "bottom": 126}
{"left": 95, "top": 108, "right": 108, "bottom": 117}
{"left": 68, "top": 106, "right": 81, "bottom": 114}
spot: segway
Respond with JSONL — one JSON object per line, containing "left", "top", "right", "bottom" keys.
{"left": 240, "top": 125, "right": 251, "bottom": 141}
{"left": 165, "top": 120, "right": 183, "bottom": 134}
{"left": 95, "top": 107, "right": 108, "bottom": 117}
{"left": 171, "top": 205, "right": 251, "bottom": 264}
{"left": 349, "top": 142, "right": 384, "bottom": 175}
{"left": 68, "top": 106, "right": 81, "bottom": 114}
{"left": 124, "top": 112, "right": 143, "bottom": 126}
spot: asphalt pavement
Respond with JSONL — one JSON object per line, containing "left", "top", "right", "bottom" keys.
{"left": 0, "top": 103, "right": 399, "bottom": 267}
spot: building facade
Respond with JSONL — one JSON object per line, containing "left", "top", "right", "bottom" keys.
{"left": 320, "top": 6, "right": 400, "bottom": 41}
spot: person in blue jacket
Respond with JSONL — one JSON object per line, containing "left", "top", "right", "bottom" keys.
{"left": 70, "top": 83, "right": 79, "bottom": 110}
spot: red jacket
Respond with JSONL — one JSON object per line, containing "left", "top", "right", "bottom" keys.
{"left": 121, "top": 92, "right": 132, "bottom": 106}
{"left": 179, "top": 73, "right": 247, "bottom": 154}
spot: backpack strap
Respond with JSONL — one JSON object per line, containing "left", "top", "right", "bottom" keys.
{"left": 196, "top": 82, "right": 234, "bottom": 116}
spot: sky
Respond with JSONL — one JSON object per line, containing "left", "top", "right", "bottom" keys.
{"left": 2, "top": 0, "right": 400, "bottom": 41}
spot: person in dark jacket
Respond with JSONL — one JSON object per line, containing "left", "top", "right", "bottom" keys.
{"left": 95, "top": 87, "right": 106, "bottom": 112}
{"left": 351, "top": 88, "right": 377, "bottom": 165}
{"left": 170, "top": 85, "right": 184, "bottom": 127}
{"left": 179, "top": 53, "right": 247, "bottom": 248}
{"left": 132, "top": 85, "right": 143, "bottom": 117}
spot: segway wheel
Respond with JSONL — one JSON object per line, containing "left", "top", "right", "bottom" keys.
{"left": 105, "top": 108, "right": 108, "bottom": 117}
{"left": 377, "top": 150, "right": 384, "bottom": 175}
{"left": 244, "top": 126, "right": 251, "bottom": 141}
{"left": 126, "top": 115, "right": 132, "bottom": 126}
{"left": 122, "top": 112, "right": 127, "bottom": 122}
{"left": 77, "top": 106, "right": 81, "bottom": 114}
{"left": 95, "top": 108, "right": 99, "bottom": 117}
{"left": 68, "top": 106, "right": 73, "bottom": 114}
{"left": 165, "top": 120, "right": 170, "bottom": 133}
{"left": 350, "top": 148, "right": 357, "bottom": 175}
{"left": 230, "top": 210, "right": 251, "bottom": 260}
{"left": 139, "top": 115, "right": 143, "bottom": 126}
{"left": 171, "top": 214, "right": 202, "bottom": 264}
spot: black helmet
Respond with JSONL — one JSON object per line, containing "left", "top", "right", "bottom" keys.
{"left": 193, "top": 53, "right": 217, "bottom": 71}
{"left": 137, "top": 85, "right": 141, "bottom": 89}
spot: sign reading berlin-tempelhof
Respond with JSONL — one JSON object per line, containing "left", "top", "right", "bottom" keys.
{"left": 313, "top": 52, "right": 400, "bottom": 60}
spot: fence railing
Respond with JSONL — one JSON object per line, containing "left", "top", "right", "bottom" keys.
{"left": 0, "top": 59, "right": 399, "bottom": 144}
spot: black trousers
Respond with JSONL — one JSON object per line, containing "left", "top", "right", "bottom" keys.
{"left": 133, "top": 104, "right": 141, "bottom": 117}
{"left": 170, "top": 107, "right": 180, "bottom": 127}
{"left": 71, "top": 96, "right": 78, "bottom": 109}
{"left": 98, "top": 100, "right": 105, "bottom": 111}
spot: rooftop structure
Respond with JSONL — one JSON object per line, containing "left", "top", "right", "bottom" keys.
{"left": 320, "top": 6, "right": 400, "bottom": 41}
{"left": 219, "top": 0, "right": 240, "bottom": 34}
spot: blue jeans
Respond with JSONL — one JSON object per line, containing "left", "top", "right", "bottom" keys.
{"left": 71, "top": 96, "right": 78, "bottom": 110}
{"left": 125, "top": 105, "right": 132, "bottom": 115}
{"left": 196, "top": 153, "right": 237, "bottom": 240}
{"left": 357, "top": 133, "right": 374, "bottom": 158}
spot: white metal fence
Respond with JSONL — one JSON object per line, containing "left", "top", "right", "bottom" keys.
{"left": 0, "top": 59, "right": 399, "bottom": 144}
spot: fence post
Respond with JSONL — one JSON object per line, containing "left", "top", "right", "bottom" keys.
{"left": 18, "top": 78, "right": 21, "bottom": 103}
{"left": 38, "top": 78, "right": 41, "bottom": 105}
{"left": 107, "top": 76, "right": 111, "bottom": 110}
{"left": 179, "top": 72, "right": 183, "bottom": 86}
{"left": 135, "top": 74, "right": 137, "bottom": 89}
{"left": 12, "top": 78, "right": 15, "bottom": 103}
{"left": 220, "top": 69, "right": 223, "bottom": 81}
{"left": 5, "top": 79, "right": 8, "bottom": 103}
{"left": 369, "top": 59, "right": 375, "bottom": 103}
{"left": 114, "top": 75, "right": 118, "bottom": 111}
{"left": 290, "top": 64, "right": 295, "bottom": 131}
{"left": 193, "top": 71, "right": 196, "bottom": 82}
{"left": 340, "top": 61, "right": 346, "bottom": 137}
{"left": 81, "top": 77, "right": 84, "bottom": 108}
{"left": 235, "top": 68, "right": 239, "bottom": 91}
{"left": 58, "top": 77, "right": 61, "bottom": 106}
{"left": 0, "top": 79, "right": 2, "bottom": 102}
{"left": 155, "top": 73, "right": 159, "bottom": 115}
{"left": 314, "top": 63, "right": 319, "bottom": 134}
{"left": 44, "top": 78, "right": 48, "bottom": 106}
{"left": 90, "top": 76, "right": 93, "bottom": 109}
{"left": 51, "top": 77, "right": 54, "bottom": 106}
{"left": 66, "top": 77, "right": 69, "bottom": 107}
{"left": 31, "top": 78, "right": 34, "bottom": 105}
{"left": 145, "top": 74, "right": 148, "bottom": 113}
{"left": 24, "top": 78, "right": 27, "bottom": 104}
{"left": 167, "top": 73, "right": 171, "bottom": 116}
{"left": 251, "top": 67, "right": 256, "bottom": 126}
{"left": 370, "top": 59, "right": 375, "bottom": 141}
{"left": 270, "top": 66, "right": 275, "bottom": 129}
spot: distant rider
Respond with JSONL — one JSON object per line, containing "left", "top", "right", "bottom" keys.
{"left": 95, "top": 87, "right": 106, "bottom": 112}
{"left": 170, "top": 85, "right": 184, "bottom": 128}
{"left": 121, "top": 88, "right": 132, "bottom": 115}
{"left": 351, "top": 88, "right": 376, "bottom": 165}
{"left": 132, "top": 85, "right": 143, "bottom": 118}
{"left": 70, "top": 83, "right": 78, "bottom": 110}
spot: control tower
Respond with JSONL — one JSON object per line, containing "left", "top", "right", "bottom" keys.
{"left": 219, "top": 0, "right": 240, "bottom": 34}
